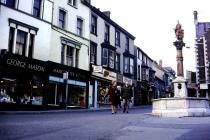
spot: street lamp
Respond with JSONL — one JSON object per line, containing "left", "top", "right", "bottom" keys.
{"left": 63, "top": 72, "right": 68, "bottom": 111}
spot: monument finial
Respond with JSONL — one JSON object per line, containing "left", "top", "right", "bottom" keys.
{"left": 174, "top": 21, "right": 184, "bottom": 41}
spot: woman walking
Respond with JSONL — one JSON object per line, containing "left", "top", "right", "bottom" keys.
{"left": 107, "top": 80, "right": 117, "bottom": 114}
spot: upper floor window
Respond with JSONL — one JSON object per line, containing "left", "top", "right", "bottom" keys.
{"left": 68, "top": 0, "right": 77, "bottom": 7}
{"left": 137, "top": 49, "right": 142, "bottom": 60}
{"left": 115, "top": 53, "right": 120, "bottom": 72}
{"left": 77, "top": 18, "right": 83, "bottom": 36}
{"left": 90, "top": 42, "right": 97, "bottom": 65}
{"left": 61, "top": 44, "right": 79, "bottom": 67}
{"left": 8, "top": 19, "right": 37, "bottom": 58}
{"left": 115, "top": 31, "right": 120, "bottom": 47}
{"left": 124, "top": 57, "right": 134, "bottom": 75}
{"left": 33, "top": 0, "right": 42, "bottom": 18}
{"left": 137, "top": 65, "right": 141, "bottom": 80}
{"left": 125, "top": 37, "right": 129, "bottom": 51}
{"left": 102, "top": 48, "right": 115, "bottom": 69}
{"left": 59, "top": 9, "right": 66, "bottom": 29}
{"left": 91, "top": 15, "right": 97, "bottom": 35}
{"left": 6, "top": 0, "right": 16, "bottom": 8}
{"left": 104, "top": 24, "right": 110, "bottom": 42}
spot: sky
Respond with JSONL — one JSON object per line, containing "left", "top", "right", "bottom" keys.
{"left": 91, "top": 0, "right": 210, "bottom": 74}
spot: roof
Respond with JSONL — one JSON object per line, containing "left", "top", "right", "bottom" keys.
{"left": 196, "top": 22, "right": 210, "bottom": 39}
{"left": 135, "top": 45, "right": 154, "bottom": 62}
{"left": 82, "top": 1, "right": 135, "bottom": 40}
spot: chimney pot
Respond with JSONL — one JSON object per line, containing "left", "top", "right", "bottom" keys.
{"left": 103, "top": 11, "right": 111, "bottom": 18}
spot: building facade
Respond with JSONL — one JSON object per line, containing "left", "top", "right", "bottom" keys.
{"left": 83, "top": 2, "right": 136, "bottom": 108}
{"left": 194, "top": 11, "right": 210, "bottom": 98}
{"left": 0, "top": 0, "right": 90, "bottom": 110}
{"left": 135, "top": 46, "right": 155, "bottom": 105}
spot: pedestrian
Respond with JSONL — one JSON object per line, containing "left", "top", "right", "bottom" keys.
{"left": 106, "top": 80, "right": 117, "bottom": 114}
{"left": 116, "top": 86, "right": 122, "bottom": 109}
{"left": 121, "top": 81, "right": 132, "bottom": 113}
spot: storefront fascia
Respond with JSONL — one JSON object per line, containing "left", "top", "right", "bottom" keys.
{"left": 47, "top": 61, "right": 90, "bottom": 109}
{"left": 0, "top": 53, "right": 47, "bottom": 109}
{"left": 91, "top": 65, "right": 116, "bottom": 108}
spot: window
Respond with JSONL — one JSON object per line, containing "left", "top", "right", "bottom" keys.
{"left": 68, "top": 0, "right": 77, "bottom": 7}
{"left": 28, "top": 34, "right": 34, "bottom": 58}
{"left": 130, "top": 58, "right": 134, "bottom": 74}
{"left": 142, "top": 68, "right": 146, "bottom": 80}
{"left": 115, "top": 54, "right": 120, "bottom": 72}
{"left": 77, "top": 18, "right": 83, "bottom": 36}
{"left": 124, "top": 57, "right": 129, "bottom": 73}
{"left": 15, "top": 30, "right": 27, "bottom": 56}
{"left": 90, "top": 42, "right": 97, "bottom": 64}
{"left": 115, "top": 31, "right": 120, "bottom": 47}
{"left": 59, "top": 10, "right": 66, "bottom": 29}
{"left": 61, "top": 45, "right": 79, "bottom": 67}
{"left": 124, "top": 57, "right": 134, "bottom": 75}
{"left": 91, "top": 15, "right": 97, "bottom": 35}
{"left": 6, "top": 0, "right": 16, "bottom": 8}
{"left": 66, "top": 47, "right": 73, "bottom": 66}
{"left": 8, "top": 19, "right": 37, "bottom": 57}
{"left": 102, "top": 48, "right": 108, "bottom": 66}
{"left": 109, "top": 50, "right": 115, "bottom": 69}
{"left": 104, "top": 24, "right": 110, "bottom": 42}
{"left": 137, "top": 65, "right": 141, "bottom": 80}
{"left": 125, "top": 37, "right": 129, "bottom": 51}
{"left": 33, "top": 0, "right": 42, "bottom": 17}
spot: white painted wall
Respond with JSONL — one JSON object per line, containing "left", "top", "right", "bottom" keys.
{"left": 0, "top": 6, "right": 52, "bottom": 61}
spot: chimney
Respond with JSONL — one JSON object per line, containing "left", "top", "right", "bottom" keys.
{"left": 159, "top": 59, "right": 163, "bottom": 67}
{"left": 193, "top": 11, "right": 198, "bottom": 25}
{"left": 103, "top": 11, "right": 111, "bottom": 18}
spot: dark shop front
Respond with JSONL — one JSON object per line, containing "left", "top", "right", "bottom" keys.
{"left": 0, "top": 53, "right": 48, "bottom": 110}
{"left": 46, "top": 61, "right": 89, "bottom": 109}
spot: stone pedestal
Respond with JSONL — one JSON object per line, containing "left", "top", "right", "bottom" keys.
{"left": 152, "top": 98, "right": 210, "bottom": 117}
{"left": 173, "top": 76, "right": 187, "bottom": 98}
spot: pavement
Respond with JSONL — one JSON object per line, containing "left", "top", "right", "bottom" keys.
{"left": 0, "top": 105, "right": 150, "bottom": 115}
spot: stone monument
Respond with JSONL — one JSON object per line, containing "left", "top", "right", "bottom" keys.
{"left": 152, "top": 21, "right": 210, "bottom": 117}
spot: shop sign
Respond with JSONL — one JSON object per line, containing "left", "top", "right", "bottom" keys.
{"left": 123, "top": 77, "right": 133, "bottom": 85}
{"left": 92, "top": 68, "right": 116, "bottom": 81}
{"left": 52, "top": 68, "right": 87, "bottom": 80}
{"left": 92, "top": 65, "right": 102, "bottom": 73}
{"left": 6, "top": 58, "right": 45, "bottom": 72}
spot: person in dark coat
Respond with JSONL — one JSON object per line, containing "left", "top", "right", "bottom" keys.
{"left": 106, "top": 80, "right": 117, "bottom": 114}
{"left": 115, "top": 86, "right": 122, "bottom": 109}
{"left": 121, "top": 81, "right": 132, "bottom": 113}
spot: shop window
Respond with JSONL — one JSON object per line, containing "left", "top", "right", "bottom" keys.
{"left": 33, "top": 0, "right": 42, "bottom": 18}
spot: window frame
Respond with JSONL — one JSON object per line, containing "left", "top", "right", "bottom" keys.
{"left": 59, "top": 9, "right": 66, "bottom": 29}
{"left": 115, "top": 30, "right": 120, "bottom": 47}
{"left": 77, "top": 18, "right": 83, "bottom": 36}
{"left": 91, "top": 15, "right": 97, "bottom": 35}
{"left": 33, "top": 0, "right": 42, "bottom": 18}
{"left": 125, "top": 37, "right": 129, "bottom": 51}
{"left": 104, "top": 24, "right": 110, "bottom": 42}
{"left": 15, "top": 30, "right": 27, "bottom": 56}
{"left": 90, "top": 42, "right": 97, "bottom": 65}
{"left": 115, "top": 53, "right": 120, "bottom": 72}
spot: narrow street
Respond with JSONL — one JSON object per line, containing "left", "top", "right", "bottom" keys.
{"left": 1, "top": 107, "right": 210, "bottom": 140}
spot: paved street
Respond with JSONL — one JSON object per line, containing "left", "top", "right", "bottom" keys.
{"left": 1, "top": 106, "right": 210, "bottom": 140}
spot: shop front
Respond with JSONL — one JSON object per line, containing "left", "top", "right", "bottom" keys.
{"left": 90, "top": 65, "right": 116, "bottom": 108}
{"left": 0, "top": 53, "right": 47, "bottom": 110}
{"left": 46, "top": 62, "right": 89, "bottom": 109}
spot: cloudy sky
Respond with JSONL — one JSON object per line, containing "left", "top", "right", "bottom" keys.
{"left": 91, "top": 0, "right": 210, "bottom": 74}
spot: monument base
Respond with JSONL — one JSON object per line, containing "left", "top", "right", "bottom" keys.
{"left": 152, "top": 97, "right": 210, "bottom": 117}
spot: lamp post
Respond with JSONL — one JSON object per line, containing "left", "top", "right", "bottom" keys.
{"left": 63, "top": 72, "right": 68, "bottom": 111}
